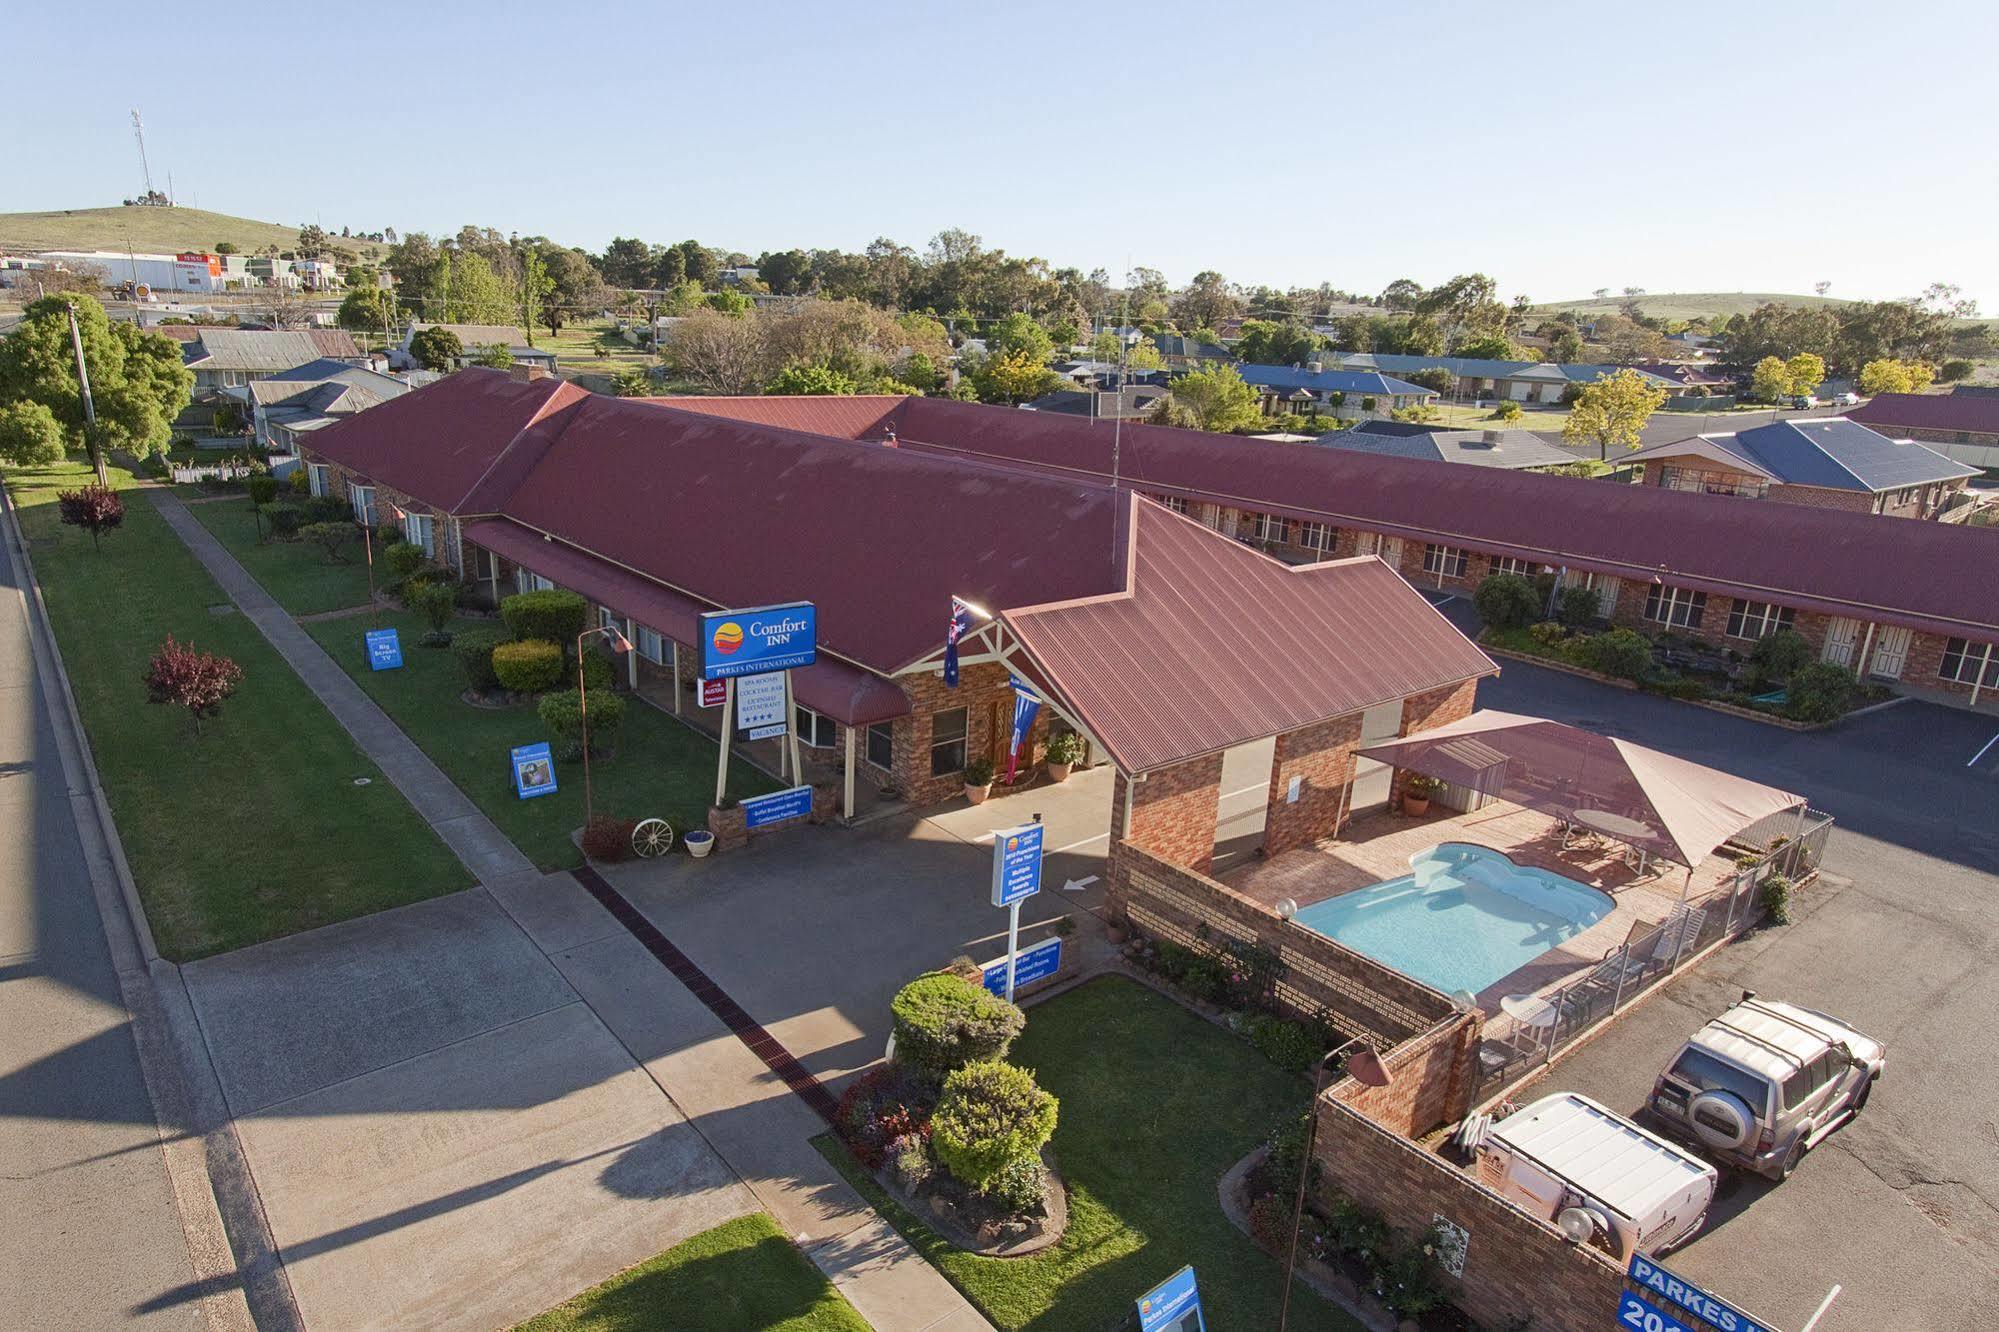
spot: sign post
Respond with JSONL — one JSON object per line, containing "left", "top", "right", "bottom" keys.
{"left": 989, "top": 821, "right": 1045, "bottom": 1002}
{"left": 1622, "top": 1255, "right": 1774, "bottom": 1332}
{"left": 701, "top": 601, "right": 816, "bottom": 810}
{"left": 1135, "top": 1265, "right": 1205, "bottom": 1332}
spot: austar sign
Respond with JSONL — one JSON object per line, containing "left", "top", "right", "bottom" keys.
{"left": 699, "top": 602, "right": 817, "bottom": 679}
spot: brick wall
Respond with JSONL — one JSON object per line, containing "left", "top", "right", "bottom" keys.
{"left": 892, "top": 662, "right": 1047, "bottom": 806}
{"left": 1111, "top": 750, "right": 1224, "bottom": 875}
{"left": 1765, "top": 484, "right": 1875, "bottom": 515}
{"left": 1331, "top": 1009, "right": 1482, "bottom": 1138}
{"left": 1262, "top": 713, "right": 1363, "bottom": 857}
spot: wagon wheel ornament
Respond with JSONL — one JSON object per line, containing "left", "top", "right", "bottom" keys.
{"left": 631, "top": 818, "right": 675, "bottom": 858}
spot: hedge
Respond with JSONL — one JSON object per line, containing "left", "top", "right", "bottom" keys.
{"left": 500, "top": 588, "right": 588, "bottom": 647}
{"left": 451, "top": 626, "right": 509, "bottom": 691}
{"left": 930, "top": 1060, "right": 1058, "bottom": 1192}
{"left": 492, "top": 638, "right": 563, "bottom": 693}
{"left": 383, "top": 542, "right": 425, "bottom": 582}
{"left": 889, "top": 971, "right": 1024, "bottom": 1081}
{"left": 538, "top": 687, "right": 627, "bottom": 760}
{"left": 1473, "top": 573, "right": 1539, "bottom": 631}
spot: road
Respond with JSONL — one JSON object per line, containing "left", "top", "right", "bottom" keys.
{"left": 0, "top": 522, "right": 209, "bottom": 1324}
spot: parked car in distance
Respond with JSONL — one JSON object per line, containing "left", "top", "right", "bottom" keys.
{"left": 1789, "top": 394, "right": 1820, "bottom": 409}
{"left": 1477, "top": 1092, "right": 1716, "bottom": 1261}
{"left": 1646, "top": 991, "right": 1884, "bottom": 1181}
{"left": 1833, "top": 391, "right": 1861, "bottom": 407}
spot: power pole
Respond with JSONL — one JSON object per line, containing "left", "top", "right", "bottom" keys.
{"left": 67, "top": 303, "right": 109, "bottom": 487}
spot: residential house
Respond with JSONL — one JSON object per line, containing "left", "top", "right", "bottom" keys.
{"left": 230, "top": 358, "right": 411, "bottom": 455}
{"left": 1022, "top": 382, "right": 1169, "bottom": 420}
{"left": 179, "top": 328, "right": 366, "bottom": 405}
{"left": 1624, "top": 419, "right": 1975, "bottom": 518}
{"left": 1318, "top": 420, "right": 1579, "bottom": 471}
{"left": 1330, "top": 354, "right": 1677, "bottom": 405}
{"left": 1844, "top": 392, "right": 1999, "bottom": 472}
{"left": 392, "top": 323, "right": 559, "bottom": 373}
{"left": 1233, "top": 363, "right": 1436, "bottom": 417}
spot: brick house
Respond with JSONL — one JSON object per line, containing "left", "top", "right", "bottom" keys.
{"left": 1845, "top": 390, "right": 1999, "bottom": 473}
{"left": 1624, "top": 418, "right": 1975, "bottom": 518}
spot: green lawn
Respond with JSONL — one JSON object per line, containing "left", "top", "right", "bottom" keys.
{"left": 302, "top": 606, "right": 776, "bottom": 868}
{"left": 182, "top": 493, "right": 376, "bottom": 615}
{"left": 815, "top": 976, "right": 1357, "bottom": 1332}
{"left": 1420, "top": 401, "right": 1572, "bottom": 431}
{"left": 515, "top": 1213, "right": 869, "bottom": 1332}
{"left": 2, "top": 460, "right": 471, "bottom": 959}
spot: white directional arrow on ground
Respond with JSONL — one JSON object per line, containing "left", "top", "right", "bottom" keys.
{"left": 1062, "top": 875, "right": 1099, "bottom": 892}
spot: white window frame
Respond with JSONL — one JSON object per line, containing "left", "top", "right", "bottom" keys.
{"left": 866, "top": 721, "right": 895, "bottom": 771}
{"left": 793, "top": 704, "right": 837, "bottom": 749}
{"left": 402, "top": 510, "right": 436, "bottom": 560}
{"left": 1297, "top": 521, "right": 1329, "bottom": 553}
{"left": 1253, "top": 512, "right": 1291, "bottom": 544}
{"left": 1492, "top": 556, "right": 1534, "bottom": 578}
{"left": 1422, "top": 544, "right": 1468, "bottom": 578}
{"left": 1940, "top": 637, "right": 1999, "bottom": 688}
{"left": 1645, "top": 583, "right": 1706, "bottom": 629}
{"left": 636, "top": 625, "right": 666, "bottom": 665}
{"left": 306, "top": 463, "right": 330, "bottom": 498}
{"left": 1725, "top": 599, "right": 1794, "bottom": 641}
{"left": 349, "top": 484, "right": 377, "bottom": 526}
{"left": 516, "top": 568, "right": 555, "bottom": 594}
{"left": 1158, "top": 494, "right": 1189, "bottom": 515}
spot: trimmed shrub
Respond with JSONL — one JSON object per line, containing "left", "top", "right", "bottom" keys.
{"left": 1655, "top": 676, "right": 1712, "bottom": 701}
{"left": 302, "top": 495, "right": 351, "bottom": 525}
{"left": 288, "top": 466, "right": 311, "bottom": 494}
{"left": 1784, "top": 662, "right": 1855, "bottom": 723}
{"left": 930, "top": 1061, "right": 1058, "bottom": 1192}
{"left": 1492, "top": 399, "right": 1523, "bottom": 422}
{"left": 492, "top": 638, "right": 563, "bottom": 693}
{"left": 1940, "top": 359, "right": 1974, "bottom": 383}
{"left": 1044, "top": 730, "right": 1083, "bottom": 765}
{"left": 299, "top": 521, "right": 355, "bottom": 563}
{"left": 1579, "top": 627, "right": 1653, "bottom": 680}
{"left": 410, "top": 578, "right": 457, "bottom": 634}
{"left": 538, "top": 687, "right": 627, "bottom": 760}
{"left": 383, "top": 541, "right": 425, "bottom": 583}
{"left": 581, "top": 816, "right": 639, "bottom": 862}
{"left": 1748, "top": 628, "right": 1813, "bottom": 688}
{"left": 451, "top": 627, "right": 509, "bottom": 691}
{"left": 1527, "top": 620, "right": 1568, "bottom": 647}
{"left": 1555, "top": 584, "right": 1600, "bottom": 627}
{"left": 580, "top": 649, "right": 614, "bottom": 692}
{"left": 246, "top": 475, "right": 278, "bottom": 506}
{"left": 500, "top": 589, "right": 588, "bottom": 648}
{"left": 981, "top": 1152, "right": 1046, "bottom": 1215}
{"left": 1473, "top": 573, "right": 1540, "bottom": 631}
{"left": 1247, "top": 1014, "right": 1327, "bottom": 1073}
{"left": 889, "top": 972, "right": 1024, "bottom": 1081}
{"left": 1760, "top": 872, "right": 1793, "bottom": 925}
{"left": 262, "top": 503, "right": 303, "bottom": 538}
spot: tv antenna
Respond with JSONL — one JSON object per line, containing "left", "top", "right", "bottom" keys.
{"left": 131, "top": 109, "right": 156, "bottom": 199}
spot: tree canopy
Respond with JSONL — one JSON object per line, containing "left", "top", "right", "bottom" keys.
{"left": 1561, "top": 369, "right": 1668, "bottom": 460}
{"left": 1151, "top": 364, "right": 1262, "bottom": 433}
{"left": 0, "top": 295, "right": 192, "bottom": 465}
{"left": 408, "top": 327, "right": 464, "bottom": 371}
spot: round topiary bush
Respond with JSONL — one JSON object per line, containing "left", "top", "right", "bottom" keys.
{"left": 1579, "top": 627, "right": 1653, "bottom": 680}
{"left": 538, "top": 687, "right": 627, "bottom": 760}
{"left": 1784, "top": 662, "right": 1855, "bottom": 723}
{"left": 930, "top": 1061, "right": 1058, "bottom": 1193}
{"left": 492, "top": 638, "right": 563, "bottom": 693}
{"left": 452, "top": 626, "right": 510, "bottom": 692}
{"left": 889, "top": 972, "right": 1024, "bottom": 1081}
{"left": 383, "top": 541, "right": 425, "bottom": 582}
{"left": 500, "top": 589, "right": 588, "bottom": 647}
{"left": 1473, "top": 573, "right": 1540, "bottom": 631}
{"left": 246, "top": 475, "right": 279, "bottom": 506}
{"left": 1748, "top": 628, "right": 1812, "bottom": 689}
{"left": 1555, "top": 584, "right": 1600, "bottom": 627}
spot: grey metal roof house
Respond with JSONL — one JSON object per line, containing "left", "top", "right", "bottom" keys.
{"left": 1331, "top": 353, "right": 1677, "bottom": 404}
{"left": 1320, "top": 420, "right": 1579, "bottom": 470}
{"left": 229, "top": 358, "right": 411, "bottom": 453}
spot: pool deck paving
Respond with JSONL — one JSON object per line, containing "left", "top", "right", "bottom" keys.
{"left": 1222, "top": 801, "right": 1732, "bottom": 1013}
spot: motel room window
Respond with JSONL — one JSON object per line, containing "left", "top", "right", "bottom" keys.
{"left": 1252, "top": 513, "right": 1290, "bottom": 544}
{"left": 1492, "top": 556, "right": 1535, "bottom": 578}
{"left": 867, "top": 722, "right": 895, "bottom": 771}
{"left": 793, "top": 706, "right": 838, "bottom": 749}
{"left": 929, "top": 707, "right": 968, "bottom": 778}
{"left": 516, "top": 569, "right": 555, "bottom": 594}
{"left": 635, "top": 625, "right": 666, "bottom": 665}
{"left": 1422, "top": 544, "right": 1468, "bottom": 578}
{"left": 402, "top": 511, "right": 436, "bottom": 560}
{"left": 306, "top": 463, "right": 330, "bottom": 497}
{"left": 1644, "top": 583, "right": 1708, "bottom": 629}
{"left": 1726, "top": 599, "right": 1796, "bottom": 640}
{"left": 1939, "top": 638, "right": 1999, "bottom": 688}
{"left": 348, "top": 484, "right": 377, "bottom": 526}
{"left": 1296, "top": 521, "right": 1329, "bottom": 553}
{"left": 1159, "top": 494, "right": 1189, "bottom": 515}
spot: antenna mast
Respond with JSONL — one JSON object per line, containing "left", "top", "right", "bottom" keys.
{"left": 131, "top": 109, "right": 156, "bottom": 198}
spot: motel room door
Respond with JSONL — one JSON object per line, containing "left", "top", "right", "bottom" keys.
{"left": 1868, "top": 625, "right": 1912, "bottom": 679}
{"left": 1348, "top": 701, "right": 1404, "bottom": 815}
{"left": 1821, "top": 617, "right": 1862, "bottom": 668}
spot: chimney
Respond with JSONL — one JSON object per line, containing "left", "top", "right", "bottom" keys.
{"left": 883, "top": 427, "right": 898, "bottom": 448}
{"left": 1483, "top": 430, "right": 1503, "bottom": 443}
{"left": 508, "top": 362, "right": 550, "bottom": 383}
{"left": 1306, "top": 359, "right": 1324, "bottom": 373}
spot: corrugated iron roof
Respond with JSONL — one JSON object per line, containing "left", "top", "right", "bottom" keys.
{"left": 1678, "top": 419, "right": 1977, "bottom": 492}
{"left": 1847, "top": 392, "right": 1999, "bottom": 435}
{"left": 1002, "top": 497, "right": 1495, "bottom": 773}
{"left": 645, "top": 395, "right": 900, "bottom": 439}
{"left": 183, "top": 329, "right": 362, "bottom": 372}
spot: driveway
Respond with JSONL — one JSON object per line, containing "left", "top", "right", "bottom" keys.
{"left": 180, "top": 889, "right": 755, "bottom": 1332}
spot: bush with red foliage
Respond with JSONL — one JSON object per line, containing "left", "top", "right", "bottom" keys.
{"left": 580, "top": 816, "right": 639, "bottom": 862}
{"left": 836, "top": 1065, "right": 934, "bottom": 1170}
{"left": 58, "top": 485, "right": 125, "bottom": 551}
{"left": 143, "top": 635, "right": 243, "bottom": 736}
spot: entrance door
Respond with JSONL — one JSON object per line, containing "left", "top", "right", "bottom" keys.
{"left": 1821, "top": 617, "right": 1861, "bottom": 668}
{"left": 1377, "top": 537, "right": 1405, "bottom": 572}
{"left": 1348, "top": 701, "right": 1404, "bottom": 814}
{"left": 1592, "top": 575, "right": 1621, "bottom": 617}
{"left": 1869, "top": 625, "right": 1911, "bottom": 679}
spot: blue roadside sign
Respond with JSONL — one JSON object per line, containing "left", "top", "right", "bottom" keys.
{"left": 511, "top": 742, "right": 557, "bottom": 800}
{"left": 1617, "top": 1291, "right": 1700, "bottom": 1332}
{"left": 990, "top": 822, "right": 1044, "bottom": 907}
{"left": 742, "top": 784, "right": 813, "bottom": 829}
{"left": 1625, "top": 1256, "right": 1773, "bottom": 1332}
{"left": 699, "top": 602, "right": 816, "bottom": 680}
{"left": 1135, "top": 1265, "right": 1205, "bottom": 1332}
{"left": 981, "top": 937, "right": 1061, "bottom": 996}
{"left": 365, "top": 628, "right": 403, "bottom": 671}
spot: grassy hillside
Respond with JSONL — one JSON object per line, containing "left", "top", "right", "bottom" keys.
{"left": 1531, "top": 291, "right": 1846, "bottom": 322}
{"left": 0, "top": 205, "right": 385, "bottom": 262}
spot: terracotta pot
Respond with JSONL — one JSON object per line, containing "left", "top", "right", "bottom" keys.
{"left": 1046, "top": 761, "right": 1073, "bottom": 783}
{"left": 1403, "top": 795, "right": 1431, "bottom": 816}
{"left": 965, "top": 782, "right": 993, "bottom": 805}
{"left": 1106, "top": 922, "right": 1129, "bottom": 944}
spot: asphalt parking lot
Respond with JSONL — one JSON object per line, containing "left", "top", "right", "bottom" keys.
{"left": 1476, "top": 653, "right": 1999, "bottom": 1331}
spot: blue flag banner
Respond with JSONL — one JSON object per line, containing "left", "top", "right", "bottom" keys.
{"left": 1005, "top": 674, "right": 1042, "bottom": 784}
{"left": 944, "top": 596, "right": 978, "bottom": 687}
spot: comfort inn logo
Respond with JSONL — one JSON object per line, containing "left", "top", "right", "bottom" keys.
{"left": 711, "top": 621, "right": 744, "bottom": 655}
{"left": 1006, "top": 836, "right": 1019, "bottom": 852}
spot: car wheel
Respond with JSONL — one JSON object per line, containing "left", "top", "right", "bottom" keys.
{"left": 1777, "top": 1137, "right": 1806, "bottom": 1181}
{"left": 1853, "top": 1073, "right": 1876, "bottom": 1113}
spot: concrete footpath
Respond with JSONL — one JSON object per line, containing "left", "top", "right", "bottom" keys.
{"left": 153, "top": 490, "right": 988, "bottom": 1331}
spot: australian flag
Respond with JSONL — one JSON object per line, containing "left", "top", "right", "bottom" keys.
{"left": 944, "top": 596, "right": 978, "bottom": 687}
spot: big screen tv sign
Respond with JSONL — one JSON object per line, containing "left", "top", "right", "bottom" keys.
{"left": 699, "top": 602, "right": 817, "bottom": 680}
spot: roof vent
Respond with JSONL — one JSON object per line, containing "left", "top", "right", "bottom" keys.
{"left": 883, "top": 427, "right": 898, "bottom": 448}
{"left": 1483, "top": 430, "right": 1503, "bottom": 443}
{"left": 1306, "top": 360, "right": 1324, "bottom": 374}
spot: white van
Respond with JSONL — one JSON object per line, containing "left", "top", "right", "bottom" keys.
{"left": 1475, "top": 1092, "right": 1716, "bottom": 1261}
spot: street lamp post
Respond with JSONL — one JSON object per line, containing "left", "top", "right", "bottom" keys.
{"left": 1279, "top": 1038, "right": 1392, "bottom": 1332}
{"left": 576, "top": 622, "right": 633, "bottom": 828}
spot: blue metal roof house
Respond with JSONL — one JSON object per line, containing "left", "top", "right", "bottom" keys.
{"left": 1332, "top": 353, "right": 1677, "bottom": 404}
{"left": 1624, "top": 418, "right": 1977, "bottom": 519}
{"left": 1234, "top": 362, "right": 1437, "bottom": 412}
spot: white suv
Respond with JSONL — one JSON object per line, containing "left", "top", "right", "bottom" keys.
{"left": 1645, "top": 992, "right": 1884, "bottom": 1181}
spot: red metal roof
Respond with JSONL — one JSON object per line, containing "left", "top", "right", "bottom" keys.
{"left": 1846, "top": 392, "right": 1999, "bottom": 435}
{"left": 858, "top": 397, "right": 1999, "bottom": 641}
{"left": 644, "top": 394, "right": 900, "bottom": 439}
{"left": 1003, "top": 497, "right": 1496, "bottom": 773}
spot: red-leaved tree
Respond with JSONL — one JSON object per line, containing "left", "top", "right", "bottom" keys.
{"left": 58, "top": 485, "right": 125, "bottom": 551}
{"left": 143, "top": 635, "right": 244, "bottom": 736}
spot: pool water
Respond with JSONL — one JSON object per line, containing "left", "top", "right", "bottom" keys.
{"left": 1291, "top": 843, "right": 1613, "bottom": 995}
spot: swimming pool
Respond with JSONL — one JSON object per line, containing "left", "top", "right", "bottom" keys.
{"left": 1291, "top": 843, "right": 1614, "bottom": 995}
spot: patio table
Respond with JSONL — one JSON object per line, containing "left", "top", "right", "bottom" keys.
{"left": 1498, "top": 993, "right": 1558, "bottom": 1028}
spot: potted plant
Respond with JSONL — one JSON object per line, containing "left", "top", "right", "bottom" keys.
{"left": 963, "top": 757, "right": 997, "bottom": 805}
{"left": 1044, "top": 732, "right": 1082, "bottom": 783}
{"left": 1402, "top": 773, "right": 1443, "bottom": 816}
{"left": 684, "top": 828, "right": 715, "bottom": 858}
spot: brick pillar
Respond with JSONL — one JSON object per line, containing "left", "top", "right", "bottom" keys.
{"left": 1107, "top": 751, "right": 1225, "bottom": 915}
{"left": 1262, "top": 712, "right": 1363, "bottom": 857}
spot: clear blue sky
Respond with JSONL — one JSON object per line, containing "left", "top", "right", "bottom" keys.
{"left": 14, "top": 0, "right": 1995, "bottom": 307}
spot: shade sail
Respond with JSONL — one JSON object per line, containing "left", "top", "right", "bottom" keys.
{"left": 1354, "top": 710, "right": 1804, "bottom": 867}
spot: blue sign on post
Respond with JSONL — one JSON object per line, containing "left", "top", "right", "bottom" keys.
{"left": 1624, "top": 1257, "right": 1772, "bottom": 1332}
{"left": 1135, "top": 1265, "right": 1205, "bottom": 1332}
{"left": 742, "top": 784, "right": 813, "bottom": 829}
{"left": 511, "top": 742, "right": 557, "bottom": 800}
{"left": 699, "top": 602, "right": 817, "bottom": 680}
{"left": 981, "top": 937, "right": 1061, "bottom": 996}
{"left": 990, "top": 822, "right": 1044, "bottom": 907}
{"left": 365, "top": 628, "right": 403, "bottom": 671}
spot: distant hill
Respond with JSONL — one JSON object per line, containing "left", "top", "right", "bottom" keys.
{"left": 0, "top": 205, "right": 385, "bottom": 263}
{"left": 1530, "top": 292, "right": 1846, "bottom": 322}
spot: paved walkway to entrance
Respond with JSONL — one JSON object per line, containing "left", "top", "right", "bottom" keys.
{"left": 153, "top": 491, "right": 989, "bottom": 1331}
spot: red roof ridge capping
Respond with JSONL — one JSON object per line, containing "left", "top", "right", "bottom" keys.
{"left": 1000, "top": 497, "right": 1496, "bottom": 774}
{"left": 644, "top": 393, "right": 908, "bottom": 440}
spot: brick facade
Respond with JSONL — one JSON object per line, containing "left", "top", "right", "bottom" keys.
{"left": 1262, "top": 713, "right": 1363, "bottom": 857}
{"left": 1111, "top": 751, "right": 1224, "bottom": 875}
